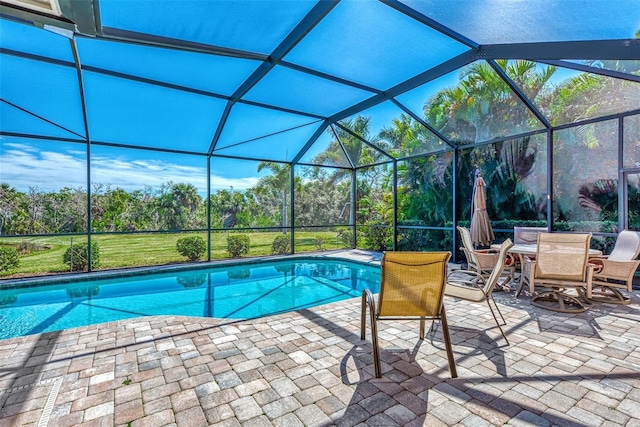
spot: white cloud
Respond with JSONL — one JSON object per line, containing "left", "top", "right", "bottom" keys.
{"left": 0, "top": 142, "right": 260, "bottom": 194}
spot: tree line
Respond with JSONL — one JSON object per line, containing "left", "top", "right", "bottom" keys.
{"left": 0, "top": 166, "right": 353, "bottom": 236}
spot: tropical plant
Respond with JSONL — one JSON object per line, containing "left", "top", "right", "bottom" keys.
{"left": 311, "top": 117, "right": 390, "bottom": 192}
{"left": 294, "top": 174, "right": 351, "bottom": 227}
{"left": 416, "top": 60, "right": 557, "bottom": 223}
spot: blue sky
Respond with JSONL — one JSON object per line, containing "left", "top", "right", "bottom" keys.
{"left": 0, "top": 137, "right": 263, "bottom": 195}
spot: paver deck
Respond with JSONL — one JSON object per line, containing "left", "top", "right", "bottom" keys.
{"left": 1, "top": 251, "right": 639, "bottom": 426}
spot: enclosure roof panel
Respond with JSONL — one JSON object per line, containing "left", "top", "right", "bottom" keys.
{"left": 215, "top": 103, "right": 322, "bottom": 152}
{"left": 0, "top": 18, "right": 73, "bottom": 61}
{"left": 76, "top": 37, "right": 261, "bottom": 97}
{"left": 400, "top": 0, "right": 640, "bottom": 44}
{"left": 1, "top": 54, "right": 85, "bottom": 137}
{"left": 243, "top": 65, "right": 375, "bottom": 117}
{"left": 83, "top": 71, "right": 227, "bottom": 152}
{"left": 97, "top": 0, "right": 318, "bottom": 55}
{"left": 215, "top": 122, "right": 322, "bottom": 163}
{"left": 1, "top": 0, "right": 639, "bottom": 165}
{"left": 283, "top": 0, "right": 471, "bottom": 90}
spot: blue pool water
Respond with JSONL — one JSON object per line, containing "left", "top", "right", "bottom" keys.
{"left": 0, "top": 258, "right": 380, "bottom": 340}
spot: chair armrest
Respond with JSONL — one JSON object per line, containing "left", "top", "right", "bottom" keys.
{"left": 589, "top": 258, "right": 605, "bottom": 274}
{"left": 594, "top": 259, "right": 640, "bottom": 281}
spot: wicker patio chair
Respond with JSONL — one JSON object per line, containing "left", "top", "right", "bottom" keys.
{"left": 361, "top": 251, "right": 457, "bottom": 378}
{"left": 445, "top": 239, "right": 513, "bottom": 345}
{"left": 588, "top": 230, "right": 640, "bottom": 304}
{"left": 528, "top": 233, "right": 594, "bottom": 313}
{"left": 457, "top": 226, "right": 515, "bottom": 291}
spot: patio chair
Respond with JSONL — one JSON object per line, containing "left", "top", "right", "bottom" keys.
{"left": 457, "top": 226, "right": 515, "bottom": 291}
{"left": 513, "top": 226, "right": 547, "bottom": 297}
{"left": 514, "top": 226, "right": 547, "bottom": 245}
{"left": 445, "top": 238, "right": 514, "bottom": 345}
{"left": 361, "top": 251, "right": 457, "bottom": 378}
{"left": 588, "top": 229, "right": 640, "bottom": 304}
{"left": 528, "top": 233, "right": 594, "bottom": 313}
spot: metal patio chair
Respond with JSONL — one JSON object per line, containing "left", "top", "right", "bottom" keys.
{"left": 361, "top": 251, "right": 457, "bottom": 378}
{"left": 457, "top": 226, "right": 515, "bottom": 291}
{"left": 445, "top": 239, "right": 514, "bottom": 345}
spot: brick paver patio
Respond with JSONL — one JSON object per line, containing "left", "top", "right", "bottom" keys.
{"left": 1, "top": 252, "right": 639, "bottom": 426}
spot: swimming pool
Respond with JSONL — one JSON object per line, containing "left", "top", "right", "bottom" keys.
{"left": 0, "top": 257, "right": 380, "bottom": 340}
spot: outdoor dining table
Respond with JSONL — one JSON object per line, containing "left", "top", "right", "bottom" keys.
{"left": 489, "top": 243, "right": 603, "bottom": 288}
{"left": 490, "top": 243, "right": 602, "bottom": 257}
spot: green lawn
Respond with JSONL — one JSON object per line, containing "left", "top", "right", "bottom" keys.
{"left": 0, "top": 230, "right": 349, "bottom": 278}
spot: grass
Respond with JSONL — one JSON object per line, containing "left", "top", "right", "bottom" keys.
{"left": 0, "top": 230, "right": 350, "bottom": 278}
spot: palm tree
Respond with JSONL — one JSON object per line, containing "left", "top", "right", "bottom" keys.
{"left": 256, "top": 162, "right": 291, "bottom": 232}
{"left": 426, "top": 60, "right": 556, "bottom": 145}
{"left": 156, "top": 182, "right": 202, "bottom": 230}
{"left": 422, "top": 60, "right": 556, "bottom": 220}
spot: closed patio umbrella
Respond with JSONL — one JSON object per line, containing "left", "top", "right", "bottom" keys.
{"left": 470, "top": 169, "right": 494, "bottom": 247}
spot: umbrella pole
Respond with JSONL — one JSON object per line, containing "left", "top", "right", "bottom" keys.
{"left": 471, "top": 181, "right": 477, "bottom": 249}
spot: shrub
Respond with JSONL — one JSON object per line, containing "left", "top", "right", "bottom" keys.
{"left": 361, "top": 223, "right": 392, "bottom": 251}
{"left": 337, "top": 230, "right": 354, "bottom": 247}
{"left": 63, "top": 242, "right": 100, "bottom": 271}
{"left": 0, "top": 247, "right": 20, "bottom": 273}
{"left": 314, "top": 237, "right": 325, "bottom": 251}
{"left": 228, "top": 234, "right": 250, "bottom": 257}
{"left": 271, "top": 235, "right": 291, "bottom": 255}
{"left": 176, "top": 236, "right": 207, "bottom": 261}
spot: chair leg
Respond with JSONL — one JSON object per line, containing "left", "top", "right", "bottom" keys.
{"left": 370, "top": 312, "right": 381, "bottom": 378}
{"left": 419, "top": 317, "right": 425, "bottom": 340}
{"left": 588, "top": 285, "right": 631, "bottom": 304}
{"left": 515, "top": 268, "right": 530, "bottom": 298}
{"left": 489, "top": 294, "right": 507, "bottom": 326}
{"left": 515, "top": 279, "right": 526, "bottom": 298}
{"left": 361, "top": 289, "right": 381, "bottom": 377}
{"left": 531, "top": 289, "right": 586, "bottom": 313}
{"left": 360, "top": 291, "right": 368, "bottom": 340}
{"left": 440, "top": 308, "right": 458, "bottom": 378}
{"left": 485, "top": 298, "right": 509, "bottom": 345}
